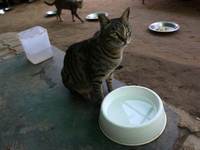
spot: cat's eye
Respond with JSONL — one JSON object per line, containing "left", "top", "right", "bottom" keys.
{"left": 126, "top": 28, "right": 131, "bottom": 35}
{"left": 110, "top": 32, "right": 118, "bottom": 36}
{"left": 126, "top": 29, "right": 130, "bottom": 34}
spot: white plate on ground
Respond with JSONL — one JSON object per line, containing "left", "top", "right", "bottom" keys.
{"left": 46, "top": 10, "right": 57, "bottom": 16}
{"left": 149, "top": 21, "right": 180, "bottom": 32}
{"left": 86, "top": 12, "right": 108, "bottom": 20}
{"left": 0, "top": 9, "right": 5, "bottom": 14}
{"left": 4, "top": 7, "right": 14, "bottom": 11}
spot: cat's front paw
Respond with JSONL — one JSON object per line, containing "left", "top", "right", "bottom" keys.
{"left": 108, "top": 87, "right": 115, "bottom": 92}
{"left": 81, "top": 93, "right": 91, "bottom": 100}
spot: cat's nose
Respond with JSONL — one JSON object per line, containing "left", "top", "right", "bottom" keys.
{"left": 123, "top": 39, "right": 127, "bottom": 44}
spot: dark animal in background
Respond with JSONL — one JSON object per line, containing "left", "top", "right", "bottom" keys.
{"left": 44, "top": 0, "right": 84, "bottom": 23}
{"left": 61, "top": 8, "right": 132, "bottom": 102}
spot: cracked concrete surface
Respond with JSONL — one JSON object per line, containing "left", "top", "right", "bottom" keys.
{"left": 164, "top": 101, "right": 200, "bottom": 149}
{"left": 0, "top": 32, "right": 200, "bottom": 149}
{"left": 0, "top": 32, "right": 23, "bottom": 61}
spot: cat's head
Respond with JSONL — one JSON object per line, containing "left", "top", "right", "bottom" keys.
{"left": 98, "top": 7, "right": 132, "bottom": 48}
{"left": 75, "top": 0, "right": 83, "bottom": 9}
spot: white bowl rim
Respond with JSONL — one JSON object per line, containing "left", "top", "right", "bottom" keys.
{"left": 99, "top": 113, "right": 167, "bottom": 146}
{"left": 101, "top": 85, "right": 164, "bottom": 128}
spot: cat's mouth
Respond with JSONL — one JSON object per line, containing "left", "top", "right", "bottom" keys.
{"left": 122, "top": 38, "right": 129, "bottom": 46}
{"left": 116, "top": 41, "right": 128, "bottom": 47}
{"left": 123, "top": 41, "right": 127, "bottom": 46}
{"left": 122, "top": 40, "right": 129, "bottom": 46}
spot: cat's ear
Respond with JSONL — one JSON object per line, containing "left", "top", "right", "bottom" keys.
{"left": 120, "top": 7, "right": 130, "bottom": 22}
{"left": 98, "top": 14, "right": 111, "bottom": 30}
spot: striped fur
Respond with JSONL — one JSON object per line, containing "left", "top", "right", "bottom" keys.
{"left": 44, "top": 0, "right": 84, "bottom": 23}
{"left": 61, "top": 8, "right": 132, "bottom": 102}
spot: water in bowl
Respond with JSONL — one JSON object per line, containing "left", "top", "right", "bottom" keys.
{"left": 107, "top": 98, "right": 157, "bottom": 126}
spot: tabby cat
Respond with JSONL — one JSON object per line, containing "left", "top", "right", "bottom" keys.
{"left": 61, "top": 8, "right": 132, "bottom": 102}
{"left": 44, "top": 0, "right": 84, "bottom": 23}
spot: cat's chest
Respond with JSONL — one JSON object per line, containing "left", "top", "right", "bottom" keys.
{"left": 94, "top": 58, "right": 120, "bottom": 77}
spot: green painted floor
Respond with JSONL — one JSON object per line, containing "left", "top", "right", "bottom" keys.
{"left": 0, "top": 46, "right": 179, "bottom": 150}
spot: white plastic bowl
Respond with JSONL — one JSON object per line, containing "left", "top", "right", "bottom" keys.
{"left": 99, "top": 86, "right": 167, "bottom": 146}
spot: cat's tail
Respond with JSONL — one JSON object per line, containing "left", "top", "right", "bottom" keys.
{"left": 44, "top": 1, "right": 55, "bottom": 6}
{"left": 115, "top": 65, "right": 123, "bottom": 70}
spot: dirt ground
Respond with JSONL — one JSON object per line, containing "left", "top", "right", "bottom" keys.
{"left": 0, "top": 0, "right": 200, "bottom": 119}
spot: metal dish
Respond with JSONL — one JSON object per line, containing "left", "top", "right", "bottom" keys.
{"left": 0, "top": 9, "right": 5, "bottom": 15}
{"left": 86, "top": 12, "right": 108, "bottom": 20}
{"left": 28, "top": 0, "right": 35, "bottom": 3}
{"left": 149, "top": 21, "right": 180, "bottom": 32}
{"left": 46, "top": 10, "right": 57, "bottom": 16}
{"left": 4, "top": 7, "right": 14, "bottom": 11}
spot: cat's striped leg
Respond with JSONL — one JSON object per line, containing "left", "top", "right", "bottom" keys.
{"left": 71, "top": 12, "right": 76, "bottom": 22}
{"left": 92, "top": 81, "right": 104, "bottom": 101}
{"left": 57, "top": 8, "right": 63, "bottom": 22}
{"left": 106, "top": 73, "right": 114, "bottom": 92}
{"left": 73, "top": 13, "right": 84, "bottom": 23}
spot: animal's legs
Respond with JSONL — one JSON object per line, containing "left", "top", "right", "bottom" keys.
{"left": 92, "top": 82, "right": 104, "bottom": 102}
{"left": 74, "top": 13, "right": 84, "bottom": 23}
{"left": 106, "top": 73, "right": 114, "bottom": 92}
{"left": 56, "top": 8, "right": 63, "bottom": 21}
